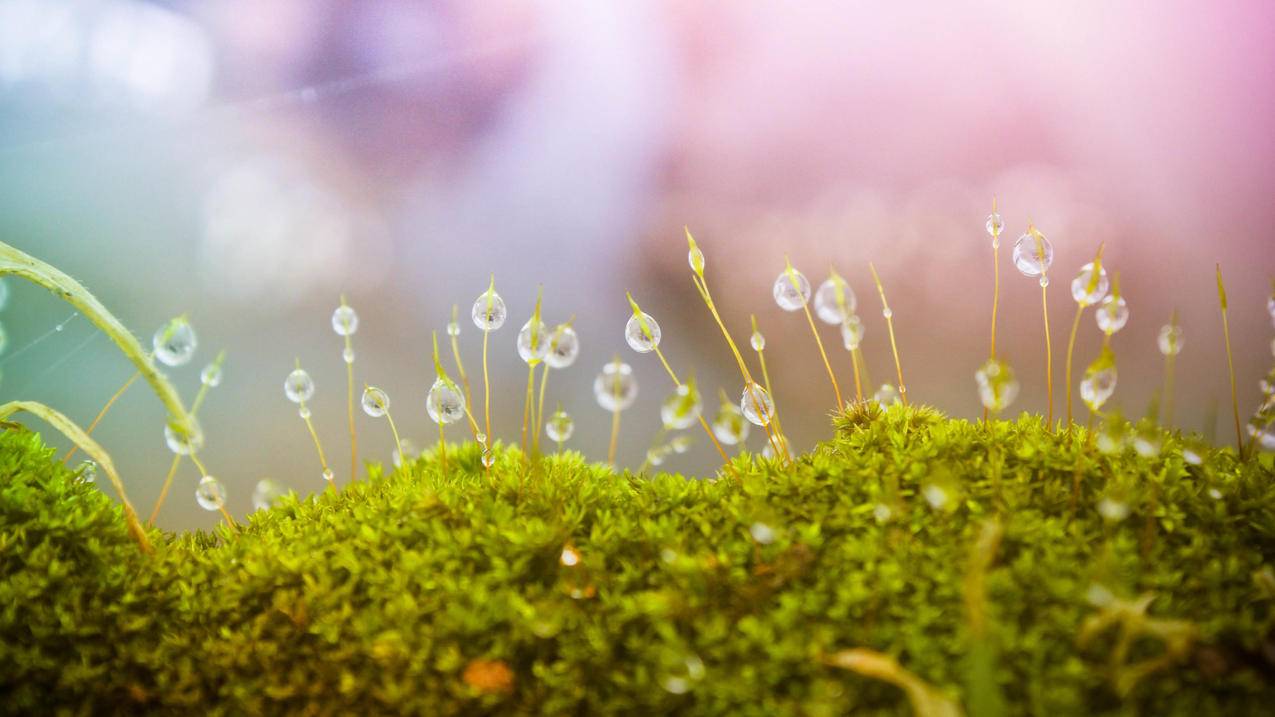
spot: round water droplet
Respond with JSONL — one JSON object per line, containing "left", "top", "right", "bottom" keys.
{"left": 298, "top": 405, "right": 311, "bottom": 419}
{"left": 361, "top": 386, "right": 390, "bottom": 417}
{"left": 646, "top": 447, "right": 667, "bottom": 466}
{"left": 624, "top": 312, "right": 661, "bottom": 353}
{"left": 1039, "top": 276, "right": 1049, "bottom": 288}
{"left": 1133, "top": 429, "right": 1161, "bottom": 458}
{"left": 1095, "top": 295, "right": 1129, "bottom": 334}
{"left": 392, "top": 438, "right": 419, "bottom": 468}
{"left": 670, "top": 435, "right": 692, "bottom": 454}
{"left": 200, "top": 362, "right": 222, "bottom": 387}
{"left": 881, "top": 307, "right": 893, "bottom": 319}
{"left": 322, "top": 469, "right": 334, "bottom": 482}
{"left": 923, "top": 484, "right": 949, "bottom": 510}
{"left": 750, "top": 330, "right": 765, "bottom": 352}
{"left": 1011, "top": 231, "right": 1054, "bottom": 278}
{"left": 660, "top": 654, "right": 705, "bottom": 695}
{"left": 164, "top": 421, "right": 205, "bottom": 455}
{"left": 1097, "top": 497, "right": 1129, "bottom": 522}
{"left": 873, "top": 503, "right": 892, "bottom": 524}
{"left": 975, "top": 359, "right": 1020, "bottom": 413}
{"left": 840, "top": 316, "right": 864, "bottom": 350}
{"left": 740, "top": 381, "right": 775, "bottom": 426}
{"left": 284, "top": 368, "right": 315, "bottom": 403}
{"left": 985, "top": 212, "right": 1004, "bottom": 237}
{"left": 481, "top": 449, "right": 495, "bottom": 467}
{"left": 471, "top": 289, "right": 507, "bottom": 331}
{"left": 252, "top": 479, "right": 286, "bottom": 511}
{"left": 546, "top": 409, "right": 575, "bottom": 443}
{"left": 1070, "top": 262, "right": 1110, "bottom": 306}
{"left": 1182, "top": 447, "right": 1203, "bottom": 466}
{"left": 331, "top": 305, "right": 359, "bottom": 336}
{"left": 476, "top": 432, "right": 487, "bottom": 445}
{"left": 1157, "top": 324, "right": 1183, "bottom": 356}
{"left": 750, "top": 522, "right": 775, "bottom": 544}
{"left": 1080, "top": 366, "right": 1118, "bottom": 411}
{"left": 594, "top": 361, "right": 638, "bottom": 411}
{"left": 195, "top": 475, "right": 226, "bottom": 511}
{"left": 446, "top": 320, "right": 460, "bottom": 337}
{"left": 545, "top": 325, "right": 580, "bottom": 369}
{"left": 78, "top": 460, "right": 97, "bottom": 484}
{"left": 560, "top": 546, "right": 581, "bottom": 567}
{"left": 152, "top": 317, "right": 198, "bottom": 367}
{"left": 873, "top": 383, "right": 901, "bottom": 407}
{"left": 773, "top": 267, "right": 811, "bottom": 311}
{"left": 343, "top": 347, "right": 355, "bottom": 364}
{"left": 517, "top": 318, "right": 550, "bottom": 364}
{"left": 426, "top": 378, "right": 466, "bottom": 425}
{"left": 814, "top": 276, "right": 856, "bottom": 325}
{"left": 660, "top": 383, "right": 703, "bottom": 431}
{"left": 711, "top": 402, "right": 750, "bottom": 445}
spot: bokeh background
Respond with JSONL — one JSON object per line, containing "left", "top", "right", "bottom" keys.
{"left": 1, "top": 0, "right": 1273, "bottom": 530}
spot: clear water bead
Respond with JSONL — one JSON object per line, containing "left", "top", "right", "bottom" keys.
{"left": 873, "top": 503, "right": 892, "bottom": 524}
{"left": 78, "top": 460, "right": 97, "bottom": 484}
{"left": 1011, "top": 231, "right": 1054, "bottom": 278}
{"left": 517, "top": 318, "right": 550, "bottom": 364}
{"left": 740, "top": 381, "right": 775, "bottom": 426}
{"left": 660, "top": 654, "right": 705, "bottom": 695}
{"left": 343, "top": 347, "right": 355, "bottom": 364}
{"left": 670, "top": 435, "right": 692, "bottom": 454}
{"left": 750, "top": 330, "right": 765, "bottom": 352}
{"left": 1080, "top": 365, "right": 1118, "bottom": 411}
{"left": 594, "top": 361, "right": 638, "bottom": 411}
{"left": 471, "top": 289, "right": 507, "bottom": 331}
{"left": 688, "top": 244, "right": 705, "bottom": 273}
{"left": 1070, "top": 262, "right": 1110, "bottom": 305}
{"left": 1133, "top": 427, "right": 1161, "bottom": 458}
{"left": 426, "top": 378, "right": 466, "bottom": 425}
{"left": 1095, "top": 296, "right": 1129, "bottom": 334}
{"left": 361, "top": 386, "right": 390, "bottom": 417}
{"left": 840, "top": 316, "right": 864, "bottom": 350}
{"left": 882, "top": 307, "right": 893, "bottom": 319}
{"left": 712, "top": 401, "right": 750, "bottom": 445}
{"left": 164, "top": 421, "right": 205, "bottom": 455}
{"left": 200, "top": 362, "right": 222, "bottom": 387}
{"left": 874, "top": 383, "right": 901, "bottom": 406}
{"left": 814, "top": 277, "right": 856, "bottom": 325}
{"left": 298, "top": 406, "right": 311, "bottom": 419}
{"left": 975, "top": 359, "right": 1020, "bottom": 413}
{"left": 545, "top": 325, "right": 580, "bottom": 368}
{"left": 660, "top": 383, "right": 703, "bottom": 431}
{"left": 152, "top": 317, "right": 198, "bottom": 367}
{"left": 252, "top": 479, "right": 286, "bottom": 511}
{"left": 750, "top": 522, "right": 775, "bottom": 544}
{"left": 331, "top": 305, "right": 359, "bottom": 336}
{"left": 1097, "top": 497, "right": 1129, "bottom": 522}
{"left": 195, "top": 475, "right": 226, "bottom": 511}
{"left": 773, "top": 268, "right": 811, "bottom": 311}
{"left": 985, "top": 212, "right": 1004, "bottom": 237}
{"left": 624, "top": 312, "right": 661, "bottom": 353}
{"left": 482, "top": 449, "right": 496, "bottom": 467}
{"left": 284, "top": 369, "right": 314, "bottom": 403}
{"left": 546, "top": 409, "right": 574, "bottom": 443}
{"left": 647, "top": 447, "right": 668, "bottom": 466}
{"left": 322, "top": 469, "right": 335, "bottom": 482}
{"left": 446, "top": 320, "right": 460, "bottom": 337}
{"left": 476, "top": 432, "right": 487, "bottom": 445}
{"left": 1158, "top": 324, "right": 1183, "bottom": 356}
{"left": 392, "top": 438, "right": 419, "bottom": 468}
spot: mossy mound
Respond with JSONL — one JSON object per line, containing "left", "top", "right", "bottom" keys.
{"left": 2, "top": 405, "right": 1274, "bottom": 715}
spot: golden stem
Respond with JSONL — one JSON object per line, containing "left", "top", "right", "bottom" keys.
{"left": 692, "top": 273, "right": 753, "bottom": 382}
{"left": 63, "top": 369, "right": 141, "bottom": 463}
{"left": 869, "top": 263, "right": 908, "bottom": 406}
{"left": 651, "top": 345, "right": 740, "bottom": 478}
{"left": 217, "top": 504, "right": 240, "bottom": 536}
{"left": 849, "top": 347, "right": 863, "bottom": 403}
{"left": 344, "top": 332, "right": 357, "bottom": 482}
{"left": 1217, "top": 265, "right": 1243, "bottom": 455}
{"left": 385, "top": 410, "right": 404, "bottom": 470}
{"left": 148, "top": 453, "right": 183, "bottom": 526}
{"left": 608, "top": 407, "right": 621, "bottom": 467}
{"left": 750, "top": 318, "right": 790, "bottom": 463}
{"left": 535, "top": 362, "right": 550, "bottom": 454}
{"left": 482, "top": 328, "right": 492, "bottom": 470}
{"left": 800, "top": 299, "right": 843, "bottom": 409}
{"left": 521, "top": 363, "right": 535, "bottom": 460}
{"left": 853, "top": 346, "right": 873, "bottom": 394}
{"left": 438, "top": 422, "right": 448, "bottom": 477}
{"left": 450, "top": 305, "right": 474, "bottom": 412}
{"left": 300, "top": 403, "right": 332, "bottom": 486}
{"left": 1040, "top": 282, "right": 1053, "bottom": 428}
{"left": 1064, "top": 303, "right": 1084, "bottom": 431}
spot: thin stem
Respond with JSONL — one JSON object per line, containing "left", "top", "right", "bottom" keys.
{"left": 1064, "top": 303, "right": 1083, "bottom": 431}
{"left": 148, "top": 454, "right": 183, "bottom": 526}
{"left": 869, "top": 263, "right": 908, "bottom": 406}
{"left": 638, "top": 427, "right": 668, "bottom": 473}
{"left": 482, "top": 328, "right": 492, "bottom": 469}
{"left": 608, "top": 407, "right": 621, "bottom": 467}
{"left": 849, "top": 348, "right": 863, "bottom": 403}
{"left": 450, "top": 305, "right": 474, "bottom": 412}
{"left": 750, "top": 316, "right": 790, "bottom": 463}
{"left": 691, "top": 273, "right": 753, "bottom": 382}
{"left": 438, "top": 422, "right": 448, "bottom": 477}
{"left": 521, "top": 363, "right": 535, "bottom": 460}
{"left": 1216, "top": 265, "right": 1242, "bottom": 455}
{"left": 1041, "top": 282, "right": 1053, "bottom": 428}
{"left": 854, "top": 346, "right": 873, "bottom": 393}
{"left": 535, "top": 363, "right": 550, "bottom": 454}
{"left": 985, "top": 210, "right": 1001, "bottom": 421}
{"left": 344, "top": 333, "right": 357, "bottom": 482}
{"left": 385, "top": 410, "right": 404, "bottom": 470}
{"left": 651, "top": 345, "right": 740, "bottom": 477}
{"left": 63, "top": 369, "right": 141, "bottom": 463}
{"left": 300, "top": 402, "right": 332, "bottom": 486}
{"left": 801, "top": 299, "right": 843, "bottom": 409}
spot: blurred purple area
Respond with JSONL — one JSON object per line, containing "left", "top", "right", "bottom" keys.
{"left": 1, "top": 0, "right": 1272, "bottom": 529}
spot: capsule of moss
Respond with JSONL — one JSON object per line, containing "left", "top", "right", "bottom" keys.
{"left": 164, "top": 421, "right": 205, "bottom": 455}
{"left": 77, "top": 460, "right": 97, "bottom": 484}
{"left": 1079, "top": 348, "right": 1117, "bottom": 411}
{"left": 517, "top": 318, "right": 550, "bottom": 364}
{"left": 1157, "top": 323, "right": 1183, "bottom": 356}
{"left": 195, "top": 475, "right": 226, "bottom": 511}
{"left": 1095, "top": 295, "right": 1129, "bottom": 334}
{"left": 975, "top": 358, "right": 1019, "bottom": 414}
{"left": 814, "top": 274, "right": 856, "bottom": 325}
{"left": 840, "top": 316, "right": 864, "bottom": 351}
{"left": 1012, "top": 229, "right": 1053, "bottom": 277}
{"left": 471, "top": 285, "right": 507, "bottom": 331}
{"left": 625, "top": 311, "right": 661, "bottom": 353}
{"left": 986, "top": 212, "right": 1004, "bottom": 240}
{"left": 200, "top": 361, "right": 223, "bottom": 387}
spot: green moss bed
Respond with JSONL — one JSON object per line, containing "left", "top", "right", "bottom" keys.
{"left": 2, "top": 404, "right": 1274, "bottom": 715}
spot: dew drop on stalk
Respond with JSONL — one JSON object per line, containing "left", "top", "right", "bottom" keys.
{"left": 688, "top": 243, "right": 705, "bottom": 273}
{"left": 922, "top": 484, "right": 949, "bottom": 510}
{"left": 711, "top": 400, "right": 749, "bottom": 445}
{"left": 594, "top": 361, "right": 637, "bottom": 411}
{"left": 546, "top": 409, "right": 574, "bottom": 443}
{"left": 195, "top": 475, "right": 226, "bottom": 511}
{"left": 1157, "top": 324, "right": 1183, "bottom": 356}
{"left": 284, "top": 368, "right": 315, "bottom": 403}
{"left": 840, "top": 316, "right": 864, "bottom": 350}
{"left": 739, "top": 381, "right": 775, "bottom": 426}
{"left": 873, "top": 383, "right": 901, "bottom": 407}
{"left": 647, "top": 446, "right": 668, "bottom": 466}
{"left": 1011, "top": 231, "right": 1053, "bottom": 277}
{"left": 471, "top": 288, "right": 507, "bottom": 331}
{"left": 152, "top": 317, "right": 198, "bottom": 367}
{"left": 426, "top": 378, "right": 466, "bottom": 425}
{"left": 1132, "top": 425, "right": 1161, "bottom": 458}
{"left": 343, "top": 347, "right": 355, "bottom": 364}
{"left": 322, "top": 469, "right": 335, "bottom": 483}
{"left": 298, "top": 406, "right": 311, "bottom": 419}
{"left": 560, "top": 546, "right": 581, "bottom": 567}
{"left": 361, "top": 386, "right": 390, "bottom": 417}
{"left": 476, "top": 432, "right": 487, "bottom": 445}
{"left": 200, "top": 361, "right": 223, "bottom": 387}
{"left": 1080, "top": 359, "right": 1117, "bottom": 411}
{"left": 625, "top": 312, "right": 661, "bottom": 353}
{"left": 252, "top": 479, "right": 286, "bottom": 511}
{"left": 1070, "top": 262, "right": 1110, "bottom": 306}
{"left": 660, "top": 654, "right": 705, "bottom": 695}
{"left": 986, "top": 212, "right": 1004, "bottom": 239}
{"left": 975, "top": 358, "right": 1019, "bottom": 413}
{"left": 814, "top": 276, "right": 856, "bottom": 325}
{"left": 1095, "top": 421, "right": 1127, "bottom": 455}
{"left": 78, "top": 460, "right": 97, "bottom": 484}
{"left": 670, "top": 435, "right": 692, "bottom": 454}
{"left": 660, "top": 383, "right": 703, "bottom": 430}
{"left": 545, "top": 325, "right": 580, "bottom": 368}
{"left": 517, "top": 318, "right": 550, "bottom": 364}
{"left": 762, "top": 434, "right": 789, "bottom": 460}
{"left": 164, "top": 421, "right": 205, "bottom": 455}
{"left": 481, "top": 449, "right": 495, "bottom": 467}
{"left": 331, "top": 305, "right": 358, "bottom": 336}
{"left": 750, "top": 330, "right": 765, "bottom": 352}
{"left": 392, "top": 438, "right": 419, "bottom": 468}
{"left": 773, "top": 267, "right": 811, "bottom": 311}
{"left": 446, "top": 320, "right": 460, "bottom": 337}
{"left": 1095, "top": 295, "right": 1129, "bottom": 334}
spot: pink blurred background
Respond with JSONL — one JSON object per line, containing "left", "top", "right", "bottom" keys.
{"left": 1, "top": 0, "right": 1272, "bottom": 529}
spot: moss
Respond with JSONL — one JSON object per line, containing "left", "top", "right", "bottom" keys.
{"left": 2, "top": 405, "right": 1274, "bottom": 715}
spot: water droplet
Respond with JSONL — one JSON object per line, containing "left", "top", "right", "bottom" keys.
{"left": 594, "top": 361, "right": 638, "bottom": 411}
{"left": 517, "top": 318, "right": 550, "bottom": 364}
{"left": 873, "top": 383, "right": 901, "bottom": 407}
{"left": 1086, "top": 583, "right": 1116, "bottom": 607}
{"left": 476, "top": 432, "right": 487, "bottom": 445}
{"left": 200, "top": 362, "right": 222, "bottom": 387}
{"left": 1208, "top": 487, "right": 1223, "bottom": 500}
{"left": 624, "top": 312, "right": 661, "bottom": 353}
{"left": 361, "top": 386, "right": 390, "bottom": 417}
{"left": 1157, "top": 324, "right": 1183, "bottom": 356}
{"left": 1133, "top": 428, "right": 1161, "bottom": 458}
{"left": 331, "top": 305, "right": 359, "bottom": 336}
{"left": 1070, "top": 262, "right": 1110, "bottom": 306}
{"left": 773, "top": 267, "right": 811, "bottom": 311}
{"left": 1248, "top": 417, "right": 1275, "bottom": 452}
{"left": 1039, "top": 276, "right": 1049, "bottom": 288}
{"left": 670, "top": 435, "right": 692, "bottom": 454}
{"left": 195, "top": 475, "right": 226, "bottom": 511}
{"left": 985, "top": 212, "right": 1004, "bottom": 237}
{"left": 660, "top": 383, "right": 703, "bottom": 431}
{"left": 975, "top": 359, "right": 1019, "bottom": 413}
{"left": 881, "top": 307, "right": 893, "bottom": 319}
{"left": 750, "top": 522, "right": 775, "bottom": 544}
{"left": 739, "top": 381, "right": 775, "bottom": 426}
{"left": 560, "top": 546, "right": 581, "bottom": 567}
{"left": 761, "top": 434, "right": 789, "bottom": 460}
{"left": 164, "top": 421, "right": 205, "bottom": 455}
{"left": 446, "top": 320, "right": 460, "bottom": 337}
{"left": 711, "top": 400, "right": 750, "bottom": 445}
{"left": 840, "top": 316, "right": 864, "bottom": 350}
{"left": 1182, "top": 447, "right": 1203, "bottom": 466}
{"left": 342, "top": 347, "right": 355, "bottom": 364}
{"left": 688, "top": 244, "right": 705, "bottom": 273}
{"left": 873, "top": 503, "right": 892, "bottom": 524}
{"left": 647, "top": 446, "right": 668, "bottom": 466}
{"left": 252, "top": 479, "right": 286, "bottom": 511}
{"left": 1097, "top": 497, "right": 1129, "bottom": 522}
{"left": 1095, "top": 295, "right": 1129, "bottom": 334}
{"left": 814, "top": 276, "right": 856, "bottom": 325}
{"left": 481, "top": 449, "right": 495, "bottom": 467}
{"left": 78, "top": 460, "right": 97, "bottom": 484}
{"left": 1011, "top": 230, "right": 1054, "bottom": 278}
{"left": 152, "top": 317, "right": 197, "bottom": 367}
{"left": 298, "top": 405, "right": 311, "bottom": 419}
{"left": 750, "top": 330, "right": 765, "bottom": 352}
{"left": 426, "top": 377, "right": 466, "bottom": 425}
{"left": 1261, "top": 369, "right": 1275, "bottom": 397}
{"left": 545, "top": 325, "right": 580, "bottom": 368}
{"left": 392, "top": 439, "right": 419, "bottom": 468}
{"left": 546, "top": 409, "right": 575, "bottom": 443}
{"left": 471, "top": 289, "right": 507, "bottom": 331}
{"left": 1080, "top": 354, "right": 1118, "bottom": 412}
{"left": 1095, "top": 421, "right": 1127, "bottom": 455}
{"left": 660, "top": 654, "right": 705, "bottom": 694}
{"left": 923, "top": 484, "right": 949, "bottom": 510}
{"left": 322, "top": 469, "right": 334, "bottom": 482}
{"left": 284, "top": 368, "right": 315, "bottom": 403}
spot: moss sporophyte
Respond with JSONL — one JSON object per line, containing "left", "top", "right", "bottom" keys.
{"left": 2, "top": 216, "right": 1275, "bottom": 715}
